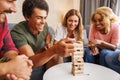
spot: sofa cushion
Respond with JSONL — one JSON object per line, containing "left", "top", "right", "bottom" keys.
{"left": 83, "top": 29, "right": 88, "bottom": 47}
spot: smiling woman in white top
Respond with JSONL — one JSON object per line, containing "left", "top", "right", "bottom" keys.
{"left": 54, "top": 9, "right": 83, "bottom": 62}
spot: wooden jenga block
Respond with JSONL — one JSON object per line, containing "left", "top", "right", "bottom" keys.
{"left": 72, "top": 57, "right": 84, "bottom": 63}
{"left": 72, "top": 64, "right": 84, "bottom": 70}
{"left": 72, "top": 53, "right": 84, "bottom": 58}
{"left": 72, "top": 65, "right": 84, "bottom": 76}
{"left": 71, "top": 41, "right": 84, "bottom": 76}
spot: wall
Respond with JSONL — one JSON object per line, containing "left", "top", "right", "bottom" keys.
{"left": 7, "top": 0, "right": 80, "bottom": 30}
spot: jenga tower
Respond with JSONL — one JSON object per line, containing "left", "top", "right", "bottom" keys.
{"left": 71, "top": 41, "right": 84, "bottom": 76}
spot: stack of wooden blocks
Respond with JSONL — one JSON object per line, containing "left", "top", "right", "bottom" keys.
{"left": 71, "top": 41, "right": 84, "bottom": 76}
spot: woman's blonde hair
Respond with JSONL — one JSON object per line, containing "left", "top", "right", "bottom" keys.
{"left": 62, "top": 9, "right": 83, "bottom": 41}
{"left": 91, "top": 6, "right": 118, "bottom": 24}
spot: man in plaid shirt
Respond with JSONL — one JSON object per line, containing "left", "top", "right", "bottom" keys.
{"left": 0, "top": 0, "right": 33, "bottom": 80}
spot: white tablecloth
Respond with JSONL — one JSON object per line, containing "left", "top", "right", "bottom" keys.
{"left": 43, "top": 62, "right": 120, "bottom": 80}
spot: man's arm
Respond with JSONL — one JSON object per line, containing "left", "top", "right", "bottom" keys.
{"left": 0, "top": 62, "right": 9, "bottom": 77}
{"left": 18, "top": 38, "right": 75, "bottom": 68}
{"left": 45, "top": 39, "right": 60, "bottom": 69}
{"left": 45, "top": 31, "right": 52, "bottom": 50}
{"left": 18, "top": 44, "right": 56, "bottom": 67}
{"left": 3, "top": 50, "right": 18, "bottom": 59}
{"left": 3, "top": 23, "right": 19, "bottom": 59}
{"left": 0, "top": 55, "right": 33, "bottom": 80}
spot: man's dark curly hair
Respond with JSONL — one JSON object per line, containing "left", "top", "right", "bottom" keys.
{"left": 22, "top": 0, "right": 49, "bottom": 17}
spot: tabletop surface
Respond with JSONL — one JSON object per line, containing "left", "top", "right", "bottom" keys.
{"left": 43, "top": 62, "right": 120, "bottom": 80}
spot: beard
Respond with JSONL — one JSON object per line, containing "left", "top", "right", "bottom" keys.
{"left": 3, "top": 10, "right": 12, "bottom": 13}
{"left": 0, "top": 9, "right": 12, "bottom": 14}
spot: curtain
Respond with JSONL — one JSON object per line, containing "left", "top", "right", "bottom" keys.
{"left": 80, "top": 0, "right": 120, "bottom": 28}
{"left": 100, "top": 0, "right": 118, "bottom": 13}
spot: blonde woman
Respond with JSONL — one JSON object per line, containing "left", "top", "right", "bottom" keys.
{"left": 54, "top": 9, "right": 83, "bottom": 62}
{"left": 85, "top": 7, "right": 120, "bottom": 66}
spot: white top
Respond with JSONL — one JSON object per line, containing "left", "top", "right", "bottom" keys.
{"left": 54, "top": 23, "right": 68, "bottom": 41}
{"left": 54, "top": 23, "right": 88, "bottom": 46}
{"left": 43, "top": 62, "right": 120, "bottom": 80}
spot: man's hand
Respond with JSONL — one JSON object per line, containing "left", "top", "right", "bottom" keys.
{"left": 7, "top": 55, "right": 33, "bottom": 80}
{"left": 45, "top": 43, "right": 52, "bottom": 50}
{"left": 54, "top": 38, "right": 75, "bottom": 57}
{"left": 6, "top": 74, "right": 24, "bottom": 80}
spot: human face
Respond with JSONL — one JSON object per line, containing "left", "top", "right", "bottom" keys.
{"left": 67, "top": 15, "right": 79, "bottom": 32}
{"left": 0, "top": 0, "right": 16, "bottom": 23}
{"left": 93, "top": 13, "right": 110, "bottom": 32}
{"left": 27, "top": 8, "right": 47, "bottom": 35}
{"left": 0, "top": 0, "right": 17, "bottom": 14}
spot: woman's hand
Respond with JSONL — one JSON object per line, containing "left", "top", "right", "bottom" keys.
{"left": 118, "top": 54, "right": 120, "bottom": 61}
{"left": 88, "top": 40, "right": 99, "bottom": 55}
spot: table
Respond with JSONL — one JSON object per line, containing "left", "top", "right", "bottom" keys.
{"left": 43, "top": 62, "right": 120, "bottom": 80}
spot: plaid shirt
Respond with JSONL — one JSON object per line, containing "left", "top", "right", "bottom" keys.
{"left": 0, "top": 15, "right": 18, "bottom": 58}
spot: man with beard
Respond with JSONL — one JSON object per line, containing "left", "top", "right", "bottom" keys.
{"left": 0, "top": 0, "right": 33, "bottom": 80}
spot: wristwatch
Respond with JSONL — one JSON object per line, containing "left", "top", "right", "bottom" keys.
{"left": 0, "top": 57, "right": 11, "bottom": 63}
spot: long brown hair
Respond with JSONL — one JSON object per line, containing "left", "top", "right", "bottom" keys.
{"left": 62, "top": 9, "right": 83, "bottom": 41}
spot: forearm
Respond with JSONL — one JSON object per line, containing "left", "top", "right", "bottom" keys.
{"left": 46, "top": 54, "right": 59, "bottom": 69}
{"left": 0, "top": 62, "right": 9, "bottom": 76}
{"left": 0, "top": 51, "right": 18, "bottom": 76}
{"left": 99, "top": 41, "right": 117, "bottom": 50}
{"left": 29, "top": 46, "right": 56, "bottom": 68}
{"left": 4, "top": 50, "right": 18, "bottom": 59}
